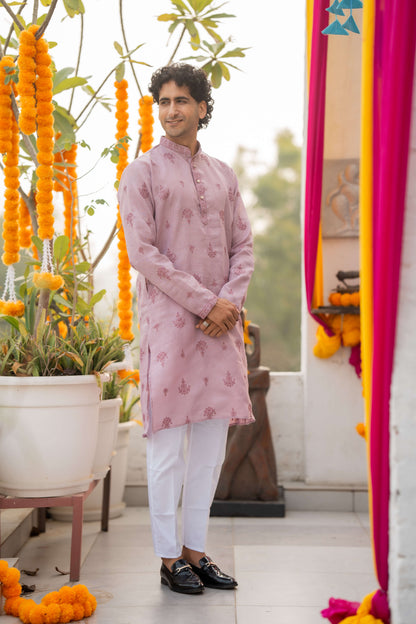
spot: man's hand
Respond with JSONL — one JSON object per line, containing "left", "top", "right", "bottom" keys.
{"left": 195, "top": 298, "right": 239, "bottom": 337}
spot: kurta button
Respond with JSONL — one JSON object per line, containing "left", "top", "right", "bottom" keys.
{"left": 200, "top": 195, "right": 204, "bottom": 199}
{"left": 196, "top": 179, "right": 201, "bottom": 182}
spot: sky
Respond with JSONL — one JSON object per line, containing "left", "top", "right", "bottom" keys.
{"left": 1, "top": 0, "right": 307, "bottom": 310}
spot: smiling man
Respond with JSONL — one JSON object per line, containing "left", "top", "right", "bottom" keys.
{"left": 118, "top": 63, "right": 255, "bottom": 595}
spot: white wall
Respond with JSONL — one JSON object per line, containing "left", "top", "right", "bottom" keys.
{"left": 389, "top": 61, "right": 416, "bottom": 622}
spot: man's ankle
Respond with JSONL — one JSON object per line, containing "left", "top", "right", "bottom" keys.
{"left": 182, "top": 547, "right": 205, "bottom": 567}
{"left": 162, "top": 556, "right": 182, "bottom": 572}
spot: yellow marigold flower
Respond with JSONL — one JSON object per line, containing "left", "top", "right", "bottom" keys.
{"left": 118, "top": 369, "right": 140, "bottom": 383}
{"left": 33, "top": 271, "right": 64, "bottom": 290}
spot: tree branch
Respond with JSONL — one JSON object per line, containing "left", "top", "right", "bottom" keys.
{"left": 32, "top": 0, "right": 39, "bottom": 23}
{"left": 35, "top": 0, "right": 59, "bottom": 39}
{"left": 90, "top": 221, "right": 118, "bottom": 272}
{"left": 167, "top": 24, "right": 186, "bottom": 66}
{"left": 119, "top": 0, "right": 143, "bottom": 98}
{"left": 0, "top": 0, "right": 25, "bottom": 30}
{"left": 69, "top": 13, "right": 84, "bottom": 113}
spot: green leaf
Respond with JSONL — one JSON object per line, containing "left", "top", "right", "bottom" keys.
{"left": 218, "top": 61, "right": 230, "bottom": 81}
{"left": 210, "top": 62, "right": 222, "bottom": 88}
{"left": 62, "top": 0, "right": 85, "bottom": 17}
{"left": 54, "top": 235, "right": 70, "bottom": 262}
{"left": 203, "top": 12, "right": 235, "bottom": 20}
{"left": 115, "top": 62, "right": 125, "bottom": 82}
{"left": 74, "top": 261, "right": 90, "bottom": 273}
{"left": 53, "top": 76, "right": 87, "bottom": 95}
{"left": 0, "top": 315, "right": 20, "bottom": 331}
{"left": 196, "top": 0, "right": 215, "bottom": 12}
{"left": 53, "top": 67, "right": 75, "bottom": 88}
{"left": 31, "top": 235, "right": 43, "bottom": 252}
{"left": 53, "top": 105, "right": 77, "bottom": 144}
{"left": 90, "top": 289, "right": 106, "bottom": 306}
{"left": 221, "top": 47, "right": 249, "bottom": 58}
{"left": 114, "top": 41, "right": 124, "bottom": 55}
{"left": 168, "top": 20, "right": 182, "bottom": 34}
{"left": 40, "top": 0, "right": 53, "bottom": 5}
{"left": 171, "top": 0, "right": 188, "bottom": 14}
{"left": 185, "top": 19, "right": 198, "bottom": 37}
{"left": 157, "top": 13, "right": 178, "bottom": 21}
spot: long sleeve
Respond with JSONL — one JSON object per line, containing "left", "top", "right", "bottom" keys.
{"left": 118, "top": 159, "right": 218, "bottom": 319}
{"left": 218, "top": 176, "right": 254, "bottom": 310}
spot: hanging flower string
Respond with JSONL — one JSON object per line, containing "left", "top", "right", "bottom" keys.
{"left": 16, "top": 27, "right": 37, "bottom": 136}
{"left": 0, "top": 559, "right": 97, "bottom": 624}
{"left": 0, "top": 57, "right": 24, "bottom": 317}
{"left": 138, "top": 95, "right": 154, "bottom": 153}
{"left": 29, "top": 26, "right": 63, "bottom": 291}
{"left": 62, "top": 143, "right": 79, "bottom": 245}
{"left": 18, "top": 196, "right": 34, "bottom": 249}
{"left": 114, "top": 79, "right": 134, "bottom": 342}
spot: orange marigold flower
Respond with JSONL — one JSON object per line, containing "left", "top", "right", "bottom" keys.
{"left": 4, "top": 596, "right": 24, "bottom": 616}
{"left": 71, "top": 603, "right": 85, "bottom": 621}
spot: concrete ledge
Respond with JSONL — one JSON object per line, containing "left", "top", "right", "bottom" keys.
{"left": 282, "top": 482, "right": 368, "bottom": 512}
{"left": 124, "top": 482, "right": 368, "bottom": 513}
{"left": 0, "top": 508, "right": 35, "bottom": 558}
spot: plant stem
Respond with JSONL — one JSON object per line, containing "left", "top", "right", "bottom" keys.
{"left": 69, "top": 13, "right": 84, "bottom": 114}
{"left": 119, "top": 0, "right": 143, "bottom": 98}
{"left": 3, "top": 1, "right": 27, "bottom": 53}
{"left": 91, "top": 221, "right": 118, "bottom": 272}
{"left": 32, "top": 0, "right": 39, "bottom": 23}
{"left": 74, "top": 66, "right": 118, "bottom": 124}
{"left": 35, "top": 0, "right": 59, "bottom": 39}
{"left": 167, "top": 24, "right": 186, "bottom": 65}
{"left": 0, "top": 0, "right": 24, "bottom": 31}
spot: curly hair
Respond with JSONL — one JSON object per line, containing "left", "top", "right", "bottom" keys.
{"left": 149, "top": 63, "right": 214, "bottom": 130}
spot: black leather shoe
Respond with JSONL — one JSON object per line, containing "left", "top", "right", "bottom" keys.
{"left": 160, "top": 558, "right": 204, "bottom": 594}
{"left": 190, "top": 556, "right": 238, "bottom": 589}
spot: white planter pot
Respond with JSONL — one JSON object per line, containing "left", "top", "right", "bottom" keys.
{"left": 92, "top": 398, "right": 121, "bottom": 480}
{"left": 0, "top": 376, "right": 100, "bottom": 497}
{"left": 50, "top": 420, "right": 136, "bottom": 521}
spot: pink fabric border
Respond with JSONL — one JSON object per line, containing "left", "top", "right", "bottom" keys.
{"left": 371, "top": 2, "right": 416, "bottom": 592}
{"left": 304, "top": 0, "right": 329, "bottom": 315}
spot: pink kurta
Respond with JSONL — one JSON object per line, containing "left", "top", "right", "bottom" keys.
{"left": 118, "top": 136, "right": 255, "bottom": 435}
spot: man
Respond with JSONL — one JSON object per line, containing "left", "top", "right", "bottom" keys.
{"left": 118, "top": 63, "right": 255, "bottom": 595}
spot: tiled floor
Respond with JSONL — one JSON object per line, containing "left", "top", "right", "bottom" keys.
{"left": 1, "top": 507, "right": 377, "bottom": 623}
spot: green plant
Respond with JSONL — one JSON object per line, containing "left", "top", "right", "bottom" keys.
{"left": 0, "top": 318, "right": 127, "bottom": 376}
{"left": 119, "top": 383, "right": 141, "bottom": 423}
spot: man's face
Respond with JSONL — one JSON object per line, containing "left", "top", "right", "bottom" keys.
{"left": 158, "top": 81, "right": 207, "bottom": 146}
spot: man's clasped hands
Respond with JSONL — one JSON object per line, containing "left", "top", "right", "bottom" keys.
{"left": 195, "top": 298, "right": 240, "bottom": 338}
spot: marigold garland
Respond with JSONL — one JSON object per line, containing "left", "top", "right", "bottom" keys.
{"left": 33, "top": 28, "right": 55, "bottom": 242}
{"left": 0, "top": 559, "right": 97, "bottom": 624}
{"left": 0, "top": 58, "right": 25, "bottom": 317}
{"left": 18, "top": 196, "right": 34, "bottom": 249}
{"left": 0, "top": 56, "right": 15, "bottom": 154}
{"left": 62, "top": 144, "right": 79, "bottom": 246}
{"left": 17, "top": 28, "right": 37, "bottom": 136}
{"left": 114, "top": 79, "right": 134, "bottom": 342}
{"left": 138, "top": 95, "right": 154, "bottom": 153}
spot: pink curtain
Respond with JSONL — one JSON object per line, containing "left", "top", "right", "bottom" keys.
{"left": 370, "top": 1, "right": 416, "bottom": 592}
{"left": 304, "top": 0, "right": 328, "bottom": 318}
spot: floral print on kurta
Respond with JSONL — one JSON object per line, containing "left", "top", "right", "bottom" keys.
{"left": 118, "top": 136, "right": 255, "bottom": 435}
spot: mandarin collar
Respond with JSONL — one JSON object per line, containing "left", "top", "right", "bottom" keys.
{"left": 160, "top": 136, "right": 202, "bottom": 160}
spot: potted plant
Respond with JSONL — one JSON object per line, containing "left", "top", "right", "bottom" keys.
{"left": 50, "top": 372, "right": 141, "bottom": 521}
{"left": 0, "top": 307, "right": 129, "bottom": 498}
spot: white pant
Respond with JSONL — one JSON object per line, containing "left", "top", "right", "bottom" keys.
{"left": 146, "top": 418, "right": 230, "bottom": 558}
